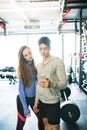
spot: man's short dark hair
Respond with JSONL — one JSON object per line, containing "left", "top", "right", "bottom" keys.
{"left": 38, "top": 36, "right": 51, "bottom": 47}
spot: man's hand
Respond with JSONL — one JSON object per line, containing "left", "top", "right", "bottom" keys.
{"left": 38, "top": 78, "right": 51, "bottom": 88}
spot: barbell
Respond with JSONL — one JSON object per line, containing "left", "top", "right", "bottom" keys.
{"left": 60, "top": 87, "right": 80, "bottom": 123}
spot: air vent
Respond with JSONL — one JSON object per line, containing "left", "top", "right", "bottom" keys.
{"left": 29, "top": 0, "right": 58, "bottom": 2}
{"left": 24, "top": 24, "right": 40, "bottom": 29}
{"left": 17, "top": 0, "right": 58, "bottom": 2}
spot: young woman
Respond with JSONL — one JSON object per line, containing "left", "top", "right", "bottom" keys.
{"left": 16, "top": 45, "right": 44, "bottom": 130}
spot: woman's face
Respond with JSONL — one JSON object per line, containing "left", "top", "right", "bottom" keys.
{"left": 22, "top": 48, "right": 33, "bottom": 61}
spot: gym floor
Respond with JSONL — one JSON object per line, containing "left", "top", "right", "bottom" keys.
{"left": 0, "top": 80, "right": 87, "bottom": 130}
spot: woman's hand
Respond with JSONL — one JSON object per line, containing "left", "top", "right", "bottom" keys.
{"left": 33, "top": 103, "right": 39, "bottom": 113}
{"left": 25, "top": 113, "right": 31, "bottom": 118}
{"left": 38, "top": 78, "right": 51, "bottom": 88}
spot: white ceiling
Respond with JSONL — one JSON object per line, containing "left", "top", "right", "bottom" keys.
{"left": 0, "top": 0, "right": 64, "bottom": 35}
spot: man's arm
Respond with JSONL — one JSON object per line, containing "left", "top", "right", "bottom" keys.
{"left": 50, "top": 59, "right": 67, "bottom": 90}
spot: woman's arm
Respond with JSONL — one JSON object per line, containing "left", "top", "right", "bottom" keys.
{"left": 19, "top": 79, "right": 30, "bottom": 116}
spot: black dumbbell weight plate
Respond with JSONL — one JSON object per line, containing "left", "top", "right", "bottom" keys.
{"left": 60, "top": 100, "right": 80, "bottom": 123}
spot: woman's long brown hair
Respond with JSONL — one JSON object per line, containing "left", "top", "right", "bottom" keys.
{"left": 17, "top": 45, "right": 36, "bottom": 87}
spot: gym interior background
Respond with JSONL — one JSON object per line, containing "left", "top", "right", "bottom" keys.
{"left": 0, "top": 0, "right": 87, "bottom": 130}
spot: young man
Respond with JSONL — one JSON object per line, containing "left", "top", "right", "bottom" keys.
{"left": 33, "top": 36, "right": 67, "bottom": 130}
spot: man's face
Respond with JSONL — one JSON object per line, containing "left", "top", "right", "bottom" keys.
{"left": 39, "top": 43, "right": 50, "bottom": 58}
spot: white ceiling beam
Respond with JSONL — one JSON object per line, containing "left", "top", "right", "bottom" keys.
{"left": 9, "top": 0, "right": 29, "bottom": 22}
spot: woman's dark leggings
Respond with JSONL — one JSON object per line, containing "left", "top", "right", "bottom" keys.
{"left": 16, "top": 95, "right": 44, "bottom": 130}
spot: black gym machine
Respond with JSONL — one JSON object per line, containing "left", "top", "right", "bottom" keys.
{"left": 78, "top": 9, "right": 87, "bottom": 94}
{"left": 60, "top": 87, "right": 80, "bottom": 123}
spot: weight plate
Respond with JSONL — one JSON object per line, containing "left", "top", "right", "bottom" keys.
{"left": 60, "top": 101, "right": 80, "bottom": 123}
{"left": 61, "top": 87, "right": 71, "bottom": 99}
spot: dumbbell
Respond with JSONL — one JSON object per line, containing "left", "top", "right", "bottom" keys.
{"left": 0, "top": 74, "right": 5, "bottom": 79}
{"left": 6, "top": 74, "right": 17, "bottom": 84}
{"left": 60, "top": 87, "right": 80, "bottom": 123}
